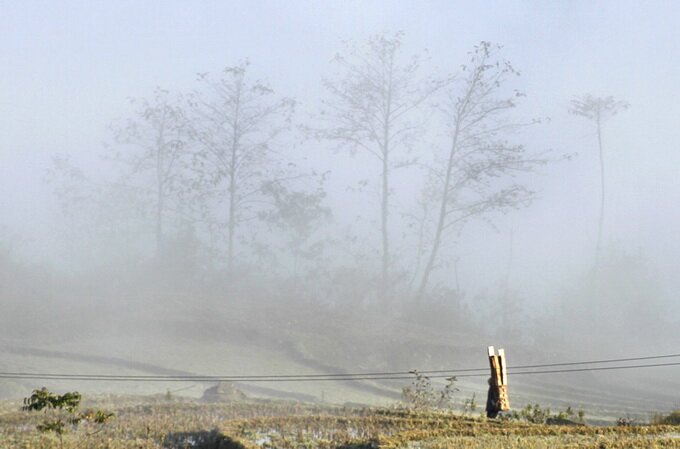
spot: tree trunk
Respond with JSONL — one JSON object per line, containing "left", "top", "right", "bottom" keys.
{"left": 156, "top": 185, "right": 163, "bottom": 259}
{"left": 227, "top": 87, "right": 242, "bottom": 273}
{"left": 595, "top": 116, "right": 605, "bottom": 266}
{"left": 416, "top": 121, "right": 461, "bottom": 300}
{"left": 415, "top": 66, "right": 479, "bottom": 300}
{"left": 155, "top": 131, "right": 165, "bottom": 260}
{"left": 227, "top": 166, "right": 236, "bottom": 272}
{"left": 380, "top": 65, "right": 393, "bottom": 302}
{"left": 381, "top": 152, "right": 390, "bottom": 300}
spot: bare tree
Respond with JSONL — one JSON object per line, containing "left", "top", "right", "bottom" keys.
{"left": 314, "top": 32, "right": 448, "bottom": 300}
{"left": 416, "top": 42, "right": 547, "bottom": 299}
{"left": 570, "top": 94, "right": 629, "bottom": 265}
{"left": 188, "top": 62, "right": 294, "bottom": 271}
{"left": 112, "top": 88, "right": 190, "bottom": 258}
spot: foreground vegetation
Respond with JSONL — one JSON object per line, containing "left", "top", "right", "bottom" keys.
{"left": 1, "top": 396, "right": 679, "bottom": 449}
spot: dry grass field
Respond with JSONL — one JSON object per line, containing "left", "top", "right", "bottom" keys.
{"left": 1, "top": 397, "right": 678, "bottom": 449}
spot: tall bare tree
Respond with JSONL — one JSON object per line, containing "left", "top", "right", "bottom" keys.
{"left": 112, "top": 88, "right": 189, "bottom": 258}
{"left": 188, "top": 62, "right": 294, "bottom": 271}
{"left": 314, "top": 32, "right": 448, "bottom": 300}
{"left": 416, "top": 42, "right": 547, "bottom": 299}
{"left": 570, "top": 94, "right": 629, "bottom": 265}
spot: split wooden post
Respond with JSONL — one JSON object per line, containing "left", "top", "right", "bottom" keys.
{"left": 487, "top": 346, "right": 510, "bottom": 411}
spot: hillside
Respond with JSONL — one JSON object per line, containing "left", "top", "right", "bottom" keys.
{"left": 1, "top": 293, "right": 678, "bottom": 423}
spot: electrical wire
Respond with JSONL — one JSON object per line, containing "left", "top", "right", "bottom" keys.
{"left": 1, "top": 352, "right": 679, "bottom": 380}
{"left": 0, "top": 360, "right": 678, "bottom": 382}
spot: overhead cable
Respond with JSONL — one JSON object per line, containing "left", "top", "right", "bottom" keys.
{"left": 0, "top": 360, "right": 678, "bottom": 382}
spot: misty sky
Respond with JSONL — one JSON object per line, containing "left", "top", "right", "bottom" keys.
{"left": 1, "top": 0, "right": 679, "bottom": 309}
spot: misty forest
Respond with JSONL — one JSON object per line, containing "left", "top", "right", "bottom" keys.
{"left": 1, "top": 2, "right": 679, "bottom": 448}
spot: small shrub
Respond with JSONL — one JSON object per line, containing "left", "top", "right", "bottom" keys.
{"left": 547, "top": 406, "right": 586, "bottom": 425}
{"left": 616, "top": 416, "right": 636, "bottom": 426}
{"left": 463, "top": 393, "right": 477, "bottom": 416}
{"left": 22, "top": 387, "right": 114, "bottom": 448}
{"left": 520, "top": 404, "right": 551, "bottom": 424}
{"left": 401, "top": 371, "right": 458, "bottom": 410}
{"left": 650, "top": 410, "right": 680, "bottom": 425}
{"left": 506, "top": 404, "right": 585, "bottom": 425}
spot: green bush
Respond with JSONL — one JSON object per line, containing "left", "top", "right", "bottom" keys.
{"left": 22, "top": 387, "right": 114, "bottom": 448}
{"left": 505, "top": 404, "right": 585, "bottom": 425}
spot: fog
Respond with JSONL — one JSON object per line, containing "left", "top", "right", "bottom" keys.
{"left": 1, "top": 1, "right": 678, "bottom": 416}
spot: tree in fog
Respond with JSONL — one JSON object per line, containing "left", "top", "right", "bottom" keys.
{"left": 188, "top": 62, "right": 295, "bottom": 271}
{"left": 314, "top": 32, "right": 448, "bottom": 299}
{"left": 260, "top": 175, "right": 332, "bottom": 279}
{"left": 569, "top": 94, "right": 629, "bottom": 265}
{"left": 45, "top": 153, "right": 152, "bottom": 264}
{"left": 112, "top": 88, "right": 190, "bottom": 257}
{"left": 416, "top": 42, "right": 547, "bottom": 299}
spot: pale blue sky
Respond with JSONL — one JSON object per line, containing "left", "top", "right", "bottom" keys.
{"left": 1, "top": 0, "right": 679, "bottom": 305}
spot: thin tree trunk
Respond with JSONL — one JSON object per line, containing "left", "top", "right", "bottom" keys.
{"left": 155, "top": 130, "right": 165, "bottom": 259}
{"left": 416, "top": 121, "right": 461, "bottom": 300}
{"left": 227, "top": 85, "right": 242, "bottom": 273}
{"left": 227, "top": 137, "right": 237, "bottom": 272}
{"left": 380, "top": 63, "right": 393, "bottom": 302}
{"left": 381, "top": 152, "right": 389, "bottom": 299}
{"left": 227, "top": 170, "right": 236, "bottom": 272}
{"left": 415, "top": 66, "right": 480, "bottom": 300}
{"left": 595, "top": 117, "right": 605, "bottom": 266}
{"left": 156, "top": 184, "right": 163, "bottom": 258}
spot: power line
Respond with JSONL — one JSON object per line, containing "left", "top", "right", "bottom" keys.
{"left": 420, "top": 352, "right": 680, "bottom": 374}
{"left": 454, "top": 361, "right": 680, "bottom": 378}
{"left": 0, "top": 360, "right": 678, "bottom": 382}
{"left": 0, "top": 374, "right": 418, "bottom": 382}
{"left": 502, "top": 353, "right": 680, "bottom": 370}
{"left": 1, "top": 352, "right": 678, "bottom": 381}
